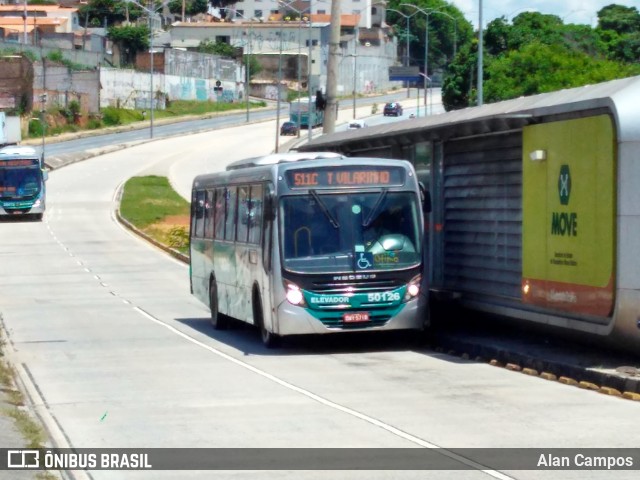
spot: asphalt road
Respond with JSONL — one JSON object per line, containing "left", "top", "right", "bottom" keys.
{"left": 1, "top": 115, "right": 639, "bottom": 480}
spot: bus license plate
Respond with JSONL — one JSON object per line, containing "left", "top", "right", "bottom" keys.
{"left": 343, "top": 312, "right": 370, "bottom": 323}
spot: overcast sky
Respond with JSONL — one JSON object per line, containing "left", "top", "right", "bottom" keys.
{"left": 449, "top": 0, "right": 639, "bottom": 27}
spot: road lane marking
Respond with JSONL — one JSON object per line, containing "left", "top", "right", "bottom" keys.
{"left": 133, "top": 306, "right": 515, "bottom": 479}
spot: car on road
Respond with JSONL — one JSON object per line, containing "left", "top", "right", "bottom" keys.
{"left": 383, "top": 102, "right": 403, "bottom": 117}
{"left": 347, "top": 120, "right": 367, "bottom": 130}
{"left": 280, "top": 121, "right": 298, "bottom": 136}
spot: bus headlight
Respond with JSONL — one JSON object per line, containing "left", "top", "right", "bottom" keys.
{"left": 284, "top": 282, "right": 307, "bottom": 306}
{"left": 404, "top": 275, "right": 421, "bottom": 302}
{"left": 32, "top": 199, "right": 41, "bottom": 207}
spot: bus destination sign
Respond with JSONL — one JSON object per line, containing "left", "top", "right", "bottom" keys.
{"left": 0, "top": 158, "right": 39, "bottom": 167}
{"left": 286, "top": 166, "right": 405, "bottom": 189}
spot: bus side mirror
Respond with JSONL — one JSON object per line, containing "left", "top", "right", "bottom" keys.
{"left": 42, "top": 169, "right": 49, "bottom": 181}
{"left": 419, "top": 182, "right": 431, "bottom": 213}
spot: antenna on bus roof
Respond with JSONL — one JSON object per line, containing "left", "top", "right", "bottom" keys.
{"left": 226, "top": 152, "right": 344, "bottom": 171}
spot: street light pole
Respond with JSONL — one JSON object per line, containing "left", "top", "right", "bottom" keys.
{"left": 148, "top": 0, "right": 154, "bottom": 139}
{"left": 478, "top": 0, "right": 484, "bottom": 105}
{"left": 400, "top": 4, "right": 459, "bottom": 115}
{"left": 353, "top": 27, "right": 358, "bottom": 119}
{"left": 40, "top": 93, "right": 46, "bottom": 164}
{"left": 223, "top": 8, "right": 252, "bottom": 123}
{"left": 275, "top": 21, "right": 284, "bottom": 153}
{"left": 308, "top": 3, "right": 313, "bottom": 142}
{"left": 278, "top": 1, "right": 311, "bottom": 139}
{"left": 386, "top": 8, "right": 419, "bottom": 99}
{"left": 246, "top": 24, "right": 251, "bottom": 123}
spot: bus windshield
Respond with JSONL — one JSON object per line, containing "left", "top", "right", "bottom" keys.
{"left": 0, "top": 166, "right": 42, "bottom": 199}
{"left": 280, "top": 191, "right": 421, "bottom": 274}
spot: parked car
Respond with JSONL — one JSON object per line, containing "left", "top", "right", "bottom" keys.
{"left": 347, "top": 120, "right": 367, "bottom": 130}
{"left": 383, "top": 102, "right": 403, "bottom": 117}
{"left": 280, "top": 121, "right": 298, "bottom": 136}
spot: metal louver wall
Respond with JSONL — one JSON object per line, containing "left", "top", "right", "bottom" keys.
{"left": 441, "top": 133, "right": 523, "bottom": 300}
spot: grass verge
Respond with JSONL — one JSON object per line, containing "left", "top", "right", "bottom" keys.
{"left": 120, "top": 176, "right": 190, "bottom": 254}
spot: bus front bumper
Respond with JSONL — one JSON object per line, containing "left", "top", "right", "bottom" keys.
{"left": 275, "top": 294, "right": 428, "bottom": 335}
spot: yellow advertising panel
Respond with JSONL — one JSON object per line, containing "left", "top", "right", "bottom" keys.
{"left": 522, "top": 115, "right": 615, "bottom": 317}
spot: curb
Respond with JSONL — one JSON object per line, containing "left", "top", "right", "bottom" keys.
{"left": 431, "top": 333, "right": 640, "bottom": 401}
{"left": 114, "top": 185, "right": 189, "bottom": 265}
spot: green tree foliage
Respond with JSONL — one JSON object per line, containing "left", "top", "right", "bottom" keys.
{"left": 598, "top": 4, "right": 640, "bottom": 34}
{"left": 78, "top": 0, "right": 142, "bottom": 28}
{"left": 197, "top": 39, "right": 236, "bottom": 58}
{"left": 386, "top": 0, "right": 473, "bottom": 75}
{"left": 484, "top": 42, "right": 639, "bottom": 102}
{"left": 245, "top": 55, "right": 262, "bottom": 82}
{"left": 107, "top": 24, "right": 150, "bottom": 65}
{"left": 442, "top": 5, "right": 640, "bottom": 110}
{"left": 596, "top": 5, "right": 640, "bottom": 63}
{"left": 168, "top": 0, "right": 208, "bottom": 16}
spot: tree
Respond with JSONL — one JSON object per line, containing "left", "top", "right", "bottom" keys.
{"left": 245, "top": 55, "right": 262, "bottom": 82}
{"left": 484, "top": 17, "right": 510, "bottom": 56}
{"left": 168, "top": 0, "right": 208, "bottom": 16}
{"left": 197, "top": 39, "right": 236, "bottom": 58}
{"left": 442, "top": 4, "right": 640, "bottom": 110}
{"left": 78, "top": 0, "right": 141, "bottom": 28}
{"left": 484, "top": 42, "right": 640, "bottom": 103}
{"left": 597, "top": 4, "right": 640, "bottom": 34}
{"left": 107, "top": 24, "right": 149, "bottom": 66}
{"left": 385, "top": 0, "right": 473, "bottom": 76}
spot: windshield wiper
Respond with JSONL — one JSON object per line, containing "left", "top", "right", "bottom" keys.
{"left": 363, "top": 188, "right": 388, "bottom": 227}
{"left": 309, "top": 189, "right": 340, "bottom": 229}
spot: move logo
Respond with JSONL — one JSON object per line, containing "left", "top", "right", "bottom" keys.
{"left": 558, "top": 164, "right": 571, "bottom": 205}
{"left": 551, "top": 164, "right": 577, "bottom": 237}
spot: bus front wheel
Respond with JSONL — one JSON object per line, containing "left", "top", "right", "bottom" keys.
{"left": 253, "top": 290, "right": 279, "bottom": 348}
{"left": 209, "top": 281, "right": 229, "bottom": 330}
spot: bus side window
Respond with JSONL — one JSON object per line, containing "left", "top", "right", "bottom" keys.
{"left": 237, "top": 185, "right": 250, "bottom": 243}
{"left": 190, "top": 191, "right": 198, "bottom": 236}
{"left": 214, "top": 187, "right": 226, "bottom": 240}
{"left": 224, "top": 186, "right": 238, "bottom": 242}
{"left": 195, "top": 190, "right": 206, "bottom": 238}
{"left": 205, "top": 189, "right": 215, "bottom": 239}
{"left": 248, "top": 184, "right": 263, "bottom": 245}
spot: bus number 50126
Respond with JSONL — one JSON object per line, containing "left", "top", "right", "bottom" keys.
{"left": 368, "top": 292, "right": 402, "bottom": 302}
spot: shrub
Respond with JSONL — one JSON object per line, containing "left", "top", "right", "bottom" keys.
{"left": 101, "top": 108, "right": 121, "bottom": 126}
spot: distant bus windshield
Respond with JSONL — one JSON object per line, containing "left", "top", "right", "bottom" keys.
{"left": 0, "top": 153, "right": 46, "bottom": 220}
{"left": 280, "top": 191, "right": 421, "bottom": 274}
{"left": 0, "top": 165, "right": 42, "bottom": 199}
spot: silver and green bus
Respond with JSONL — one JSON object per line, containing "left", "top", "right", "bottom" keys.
{"left": 0, "top": 146, "right": 47, "bottom": 221}
{"left": 189, "top": 152, "right": 429, "bottom": 346}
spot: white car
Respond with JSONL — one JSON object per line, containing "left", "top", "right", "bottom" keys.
{"left": 347, "top": 120, "right": 367, "bottom": 130}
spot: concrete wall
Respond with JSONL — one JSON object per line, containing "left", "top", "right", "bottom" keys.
{"left": 100, "top": 67, "right": 241, "bottom": 109}
{"left": 136, "top": 49, "right": 240, "bottom": 83}
{"left": 32, "top": 60, "right": 100, "bottom": 114}
{"left": 0, "top": 55, "right": 33, "bottom": 111}
{"left": 0, "top": 38, "right": 110, "bottom": 68}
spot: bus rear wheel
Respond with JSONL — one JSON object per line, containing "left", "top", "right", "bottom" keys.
{"left": 253, "top": 291, "right": 279, "bottom": 348}
{"left": 209, "top": 281, "right": 229, "bottom": 330}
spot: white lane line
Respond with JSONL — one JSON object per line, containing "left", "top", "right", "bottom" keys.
{"left": 133, "top": 306, "right": 515, "bottom": 479}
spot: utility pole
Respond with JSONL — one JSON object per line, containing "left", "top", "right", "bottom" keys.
{"left": 322, "top": 0, "right": 341, "bottom": 134}
{"left": 478, "top": 0, "right": 484, "bottom": 106}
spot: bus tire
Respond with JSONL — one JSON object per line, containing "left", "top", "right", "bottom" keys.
{"left": 253, "top": 289, "right": 279, "bottom": 348}
{"left": 209, "top": 280, "right": 229, "bottom": 330}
